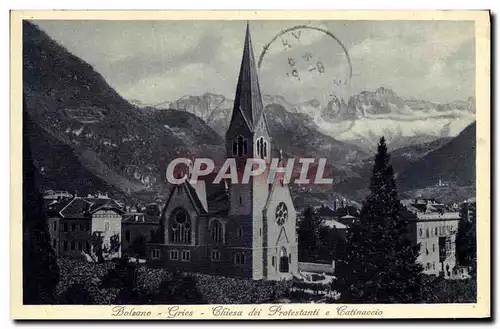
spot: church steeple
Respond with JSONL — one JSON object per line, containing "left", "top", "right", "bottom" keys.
{"left": 229, "top": 22, "right": 264, "bottom": 133}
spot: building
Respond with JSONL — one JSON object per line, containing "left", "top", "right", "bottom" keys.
{"left": 146, "top": 24, "right": 298, "bottom": 281}
{"left": 315, "top": 204, "right": 360, "bottom": 240}
{"left": 122, "top": 212, "right": 161, "bottom": 256}
{"left": 46, "top": 196, "right": 123, "bottom": 259}
{"left": 461, "top": 197, "right": 476, "bottom": 223}
{"left": 404, "top": 202, "right": 461, "bottom": 279}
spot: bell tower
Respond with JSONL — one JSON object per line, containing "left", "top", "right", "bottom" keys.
{"left": 225, "top": 22, "right": 271, "bottom": 215}
{"left": 225, "top": 23, "right": 272, "bottom": 280}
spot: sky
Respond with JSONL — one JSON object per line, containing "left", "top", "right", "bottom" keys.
{"left": 34, "top": 20, "right": 475, "bottom": 105}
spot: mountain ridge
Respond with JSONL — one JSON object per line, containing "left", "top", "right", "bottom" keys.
{"left": 142, "top": 88, "right": 475, "bottom": 152}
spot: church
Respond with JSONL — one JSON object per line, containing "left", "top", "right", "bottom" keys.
{"left": 146, "top": 24, "right": 298, "bottom": 281}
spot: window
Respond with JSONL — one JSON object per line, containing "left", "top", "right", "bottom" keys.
{"left": 64, "top": 223, "right": 68, "bottom": 232}
{"left": 275, "top": 202, "right": 288, "bottom": 226}
{"left": 70, "top": 241, "right": 75, "bottom": 251}
{"left": 232, "top": 134, "right": 248, "bottom": 157}
{"left": 171, "top": 209, "right": 191, "bottom": 244}
{"left": 238, "top": 227, "right": 243, "bottom": 237}
{"left": 63, "top": 241, "right": 68, "bottom": 251}
{"left": 211, "top": 220, "right": 224, "bottom": 243}
{"left": 104, "top": 221, "right": 110, "bottom": 232}
{"left": 151, "top": 249, "right": 161, "bottom": 260}
{"left": 169, "top": 250, "right": 179, "bottom": 260}
{"left": 71, "top": 223, "right": 76, "bottom": 232}
{"left": 433, "top": 262, "right": 436, "bottom": 270}
{"left": 272, "top": 256, "right": 276, "bottom": 267}
{"left": 239, "top": 196, "right": 243, "bottom": 205}
{"left": 434, "top": 227, "right": 438, "bottom": 236}
{"left": 419, "top": 228, "right": 422, "bottom": 237}
{"left": 125, "top": 230, "right": 131, "bottom": 242}
{"left": 181, "top": 250, "right": 191, "bottom": 262}
{"left": 279, "top": 247, "right": 289, "bottom": 272}
{"left": 211, "top": 250, "right": 221, "bottom": 261}
{"left": 433, "top": 244, "right": 436, "bottom": 252}
{"left": 259, "top": 228, "right": 262, "bottom": 237}
{"left": 53, "top": 221, "right": 57, "bottom": 231}
{"left": 80, "top": 223, "right": 85, "bottom": 231}
{"left": 78, "top": 241, "right": 83, "bottom": 251}
{"left": 426, "top": 228, "right": 429, "bottom": 238}
{"left": 234, "top": 252, "right": 246, "bottom": 265}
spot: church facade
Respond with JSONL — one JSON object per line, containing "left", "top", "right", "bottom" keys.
{"left": 146, "top": 24, "right": 298, "bottom": 281}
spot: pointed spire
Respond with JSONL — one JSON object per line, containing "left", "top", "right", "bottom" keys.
{"left": 230, "top": 22, "right": 264, "bottom": 131}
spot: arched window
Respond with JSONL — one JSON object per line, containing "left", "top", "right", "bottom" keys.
{"left": 243, "top": 139, "right": 248, "bottom": 156}
{"left": 233, "top": 135, "right": 248, "bottom": 157}
{"left": 211, "top": 220, "right": 224, "bottom": 243}
{"left": 232, "top": 140, "right": 238, "bottom": 156}
{"left": 170, "top": 209, "right": 191, "bottom": 244}
{"left": 279, "top": 247, "right": 289, "bottom": 273}
{"left": 256, "top": 137, "right": 266, "bottom": 159}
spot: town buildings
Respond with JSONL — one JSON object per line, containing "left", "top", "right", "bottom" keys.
{"left": 403, "top": 198, "right": 467, "bottom": 279}
{"left": 46, "top": 196, "right": 124, "bottom": 259}
{"left": 145, "top": 24, "right": 299, "bottom": 281}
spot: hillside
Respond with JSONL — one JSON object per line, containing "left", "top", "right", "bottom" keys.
{"left": 397, "top": 121, "right": 476, "bottom": 191}
{"left": 23, "top": 21, "right": 223, "bottom": 195}
{"left": 331, "top": 123, "right": 476, "bottom": 202}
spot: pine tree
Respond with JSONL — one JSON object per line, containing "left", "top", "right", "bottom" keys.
{"left": 336, "top": 137, "right": 422, "bottom": 303}
{"left": 456, "top": 202, "right": 477, "bottom": 278}
{"left": 298, "top": 206, "right": 324, "bottom": 262}
{"left": 23, "top": 106, "right": 60, "bottom": 304}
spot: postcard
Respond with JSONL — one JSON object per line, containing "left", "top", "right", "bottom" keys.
{"left": 10, "top": 10, "right": 490, "bottom": 319}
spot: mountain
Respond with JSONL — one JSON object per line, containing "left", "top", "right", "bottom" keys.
{"left": 155, "top": 87, "right": 475, "bottom": 154}
{"left": 23, "top": 21, "right": 223, "bottom": 195}
{"left": 397, "top": 121, "right": 476, "bottom": 191}
{"left": 154, "top": 93, "right": 233, "bottom": 121}
{"left": 331, "top": 123, "right": 476, "bottom": 202}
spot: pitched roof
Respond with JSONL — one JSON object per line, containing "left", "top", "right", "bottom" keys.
{"left": 57, "top": 197, "right": 92, "bottom": 218}
{"left": 230, "top": 22, "right": 264, "bottom": 132}
{"left": 323, "top": 219, "right": 348, "bottom": 229}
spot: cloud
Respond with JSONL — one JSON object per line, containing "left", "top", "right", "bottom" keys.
{"left": 34, "top": 20, "right": 475, "bottom": 105}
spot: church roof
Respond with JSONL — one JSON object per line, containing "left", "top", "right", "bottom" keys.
{"left": 230, "top": 22, "right": 264, "bottom": 132}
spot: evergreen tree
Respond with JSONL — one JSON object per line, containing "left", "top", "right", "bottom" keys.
{"left": 456, "top": 202, "right": 477, "bottom": 278}
{"left": 336, "top": 137, "right": 422, "bottom": 303}
{"left": 298, "top": 206, "right": 324, "bottom": 262}
{"left": 23, "top": 106, "right": 60, "bottom": 304}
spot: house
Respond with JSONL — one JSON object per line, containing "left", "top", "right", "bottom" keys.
{"left": 122, "top": 212, "right": 161, "bottom": 256}
{"left": 146, "top": 24, "right": 298, "bottom": 281}
{"left": 404, "top": 201, "right": 461, "bottom": 278}
{"left": 46, "top": 196, "right": 123, "bottom": 259}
